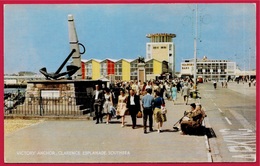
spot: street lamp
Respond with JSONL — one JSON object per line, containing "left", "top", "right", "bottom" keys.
{"left": 194, "top": 4, "right": 198, "bottom": 89}
{"left": 248, "top": 47, "right": 251, "bottom": 81}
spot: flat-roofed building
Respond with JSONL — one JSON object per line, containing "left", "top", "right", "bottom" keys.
{"left": 181, "top": 56, "right": 236, "bottom": 81}
{"left": 146, "top": 33, "right": 176, "bottom": 75}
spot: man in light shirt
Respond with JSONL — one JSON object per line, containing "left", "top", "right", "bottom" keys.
{"left": 142, "top": 88, "right": 154, "bottom": 134}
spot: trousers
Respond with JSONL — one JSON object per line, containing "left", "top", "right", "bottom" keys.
{"left": 143, "top": 107, "right": 153, "bottom": 131}
{"left": 94, "top": 102, "right": 103, "bottom": 123}
{"left": 129, "top": 105, "right": 138, "bottom": 128}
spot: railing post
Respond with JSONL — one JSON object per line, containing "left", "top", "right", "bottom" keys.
{"left": 40, "top": 96, "right": 44, "bottom": 116}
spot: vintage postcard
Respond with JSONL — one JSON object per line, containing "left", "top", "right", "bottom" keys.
{"left": 2, "top": 1, "right": 258, "bottom": 165}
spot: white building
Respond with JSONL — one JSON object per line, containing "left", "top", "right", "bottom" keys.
{"left": 181, "top": 56, "right": 236, "bottom": 81}
{"left": 146, "top": 33, "right": 176, "bottom": 75}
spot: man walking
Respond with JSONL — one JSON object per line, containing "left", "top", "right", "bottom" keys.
{"left": 92, "top": 85, "right": 104, "bottom": 124}
{"left": 127, "top": 89, "right": 141, "bottom": 129}
{"left": 142, "top": 88, "right": 154, "bottom": 134}
{"left": 181, "top": 83, "right": 190, "bottom": 105}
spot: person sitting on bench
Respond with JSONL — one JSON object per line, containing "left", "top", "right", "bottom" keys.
{"left": 180, "top": 103, "right": 206, "bottom": 135}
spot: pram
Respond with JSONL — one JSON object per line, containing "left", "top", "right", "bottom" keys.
{"left": 190, "top": 90, "right": 201, "bottom": 103}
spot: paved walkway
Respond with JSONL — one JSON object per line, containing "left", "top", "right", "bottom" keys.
{"left": 226, "top": 81, "right": 256, "bottom": 97}
{"left": 4, "top": 95, "right": 211, "bottom": 163}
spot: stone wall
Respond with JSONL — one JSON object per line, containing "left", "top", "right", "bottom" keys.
{"left": 15, "top": 80, "right": 105, "bottom": 116}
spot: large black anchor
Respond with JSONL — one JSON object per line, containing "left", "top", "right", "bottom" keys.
{"left": 39, "top": 43, "right": 86, "bottom": 80}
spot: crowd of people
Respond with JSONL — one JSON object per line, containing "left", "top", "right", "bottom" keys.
{"left": 92, "top": 78, "right": 206, "bottom": 135}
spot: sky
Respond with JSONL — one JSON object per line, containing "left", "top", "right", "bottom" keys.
{"left": 4, "top": 3, "right": 256, "bottom": 74}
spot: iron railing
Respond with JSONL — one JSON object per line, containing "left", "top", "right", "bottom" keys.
{"left": 4, "top": 93, "right": 94, "bottom": 117}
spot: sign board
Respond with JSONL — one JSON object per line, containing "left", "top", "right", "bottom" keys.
{"left": 41, "top": 90, "right": 60, "bottom": 98}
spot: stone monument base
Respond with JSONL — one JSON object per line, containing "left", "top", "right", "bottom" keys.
{"left": 15, "top": 80, "right": 104, "bottom": 116}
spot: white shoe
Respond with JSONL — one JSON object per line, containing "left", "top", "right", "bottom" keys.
{"left": 106, "top": 122, "right": 109, "bottom": 124}
{"left": 121, "top": 125, "right": 124, "bottom": 128}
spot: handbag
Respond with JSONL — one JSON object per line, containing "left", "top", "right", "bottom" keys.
{"left": 161, "top": 105, "right": 167, "bottom": 114}
{"left": 109, "top": 105, "right": 116, "bottom": 116}
{"left": 137, "top": 111, "right": 143, "bottom": 118}
{"left": 161, "top": 98, "right": 167, "bottom": 114}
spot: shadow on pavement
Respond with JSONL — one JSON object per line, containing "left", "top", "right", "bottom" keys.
{"left": 205, "top": 127, "right": 217, "bottom": 138}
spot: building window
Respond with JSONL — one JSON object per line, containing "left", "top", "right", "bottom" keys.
{"left": 148, "top": 45, "right": 150, "bottom": 51}
{"left": 131, "top": 64, "right": 138, "bottom": 68}
{"left": 115, "top": 62, "right": 122, "bottom": 76}
{"left": 115, "top": 76, "right": 122, "bottom": 80}
{"left": 169, "top": 44, "right": 172, "bottom": 51}
{"left": 145, "top": 61, "right": 154, "bottom": 75}
{"left": 130, "top": 76, "right": 138, "bottom": 80}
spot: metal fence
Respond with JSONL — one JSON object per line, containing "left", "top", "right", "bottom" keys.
{"left": 4, "top": 93, "right": 94, "bottom": 117}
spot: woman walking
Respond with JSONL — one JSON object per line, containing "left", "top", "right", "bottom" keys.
{"left": 103, "top": 88, "right": 113, "bottom": 124}
{"left": 165, "top": 82, "right": 172, "bottom": 100}
{"left": 116, "top": 89, "right": 128, "bottom": 127}
{"left": 171, "top": 84, "right": 177, "bottom": 105}
{"left": 153, "top": 91, "right": 166, "bottom": 133}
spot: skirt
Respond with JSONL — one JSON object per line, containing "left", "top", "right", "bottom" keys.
{"left": 172, "top": 93, "right": 177, "bottom": 101}
{"left": 103, "top": 101, "right": 112, "bottom": 114}
{"left": 154, "top": 108, "right": 167, "bottom": 123}
{"left": 116, "top": 103, "right": 127, "bottom": 116}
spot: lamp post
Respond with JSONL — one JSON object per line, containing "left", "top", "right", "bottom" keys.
{"left": 248, "top": 47, "right": 251, "bottom": 81}
{"left": 193, "top": 4, "right": 198, "bottom": 89}
{"left": 243, "top": 57, "right": 246, "bottom": 83}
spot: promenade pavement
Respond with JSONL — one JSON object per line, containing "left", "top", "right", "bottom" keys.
{"left": 225, "top": 81, "right": 256, "bottom": 97}
{"left": 4, "top": 93, "right": 211, "bottom": 163}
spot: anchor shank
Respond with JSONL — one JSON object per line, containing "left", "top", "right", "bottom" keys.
{"left": 55, "top": 49, "right": 76, "bottom": 74}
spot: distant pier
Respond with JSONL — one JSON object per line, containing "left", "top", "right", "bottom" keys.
{"left": 4, "top": 84, "right": 27, "bottom": 89}
{"left": 4, "top": 75, "right": 45, "bottom": 90}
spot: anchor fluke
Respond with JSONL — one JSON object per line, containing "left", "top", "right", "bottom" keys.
{"left": 39, "top": 49, "right": 80, "bottom": 80}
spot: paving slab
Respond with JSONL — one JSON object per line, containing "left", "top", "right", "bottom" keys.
{"left": 5, "top": 96, "right": 211, "bottom": 163}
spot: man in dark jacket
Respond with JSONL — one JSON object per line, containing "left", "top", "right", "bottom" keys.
{"left": 92, "top": 85, "right": 104, "bottom": 124}
{"left": 127, "top": 89, "right": 141, "bottom": 129}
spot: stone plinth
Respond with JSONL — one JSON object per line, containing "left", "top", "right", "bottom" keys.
{"left": 138, "top": 63, "right": 146, "bottom": 83}
{"left": 16, "top": 80, "right": 104, "bottom": 116}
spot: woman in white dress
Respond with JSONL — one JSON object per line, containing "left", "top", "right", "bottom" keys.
{"left": 116, "top": 89, "right": 127, "bottom": 127}
{"left": 103, "top": 88, "right": 113, "bottom": 124}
